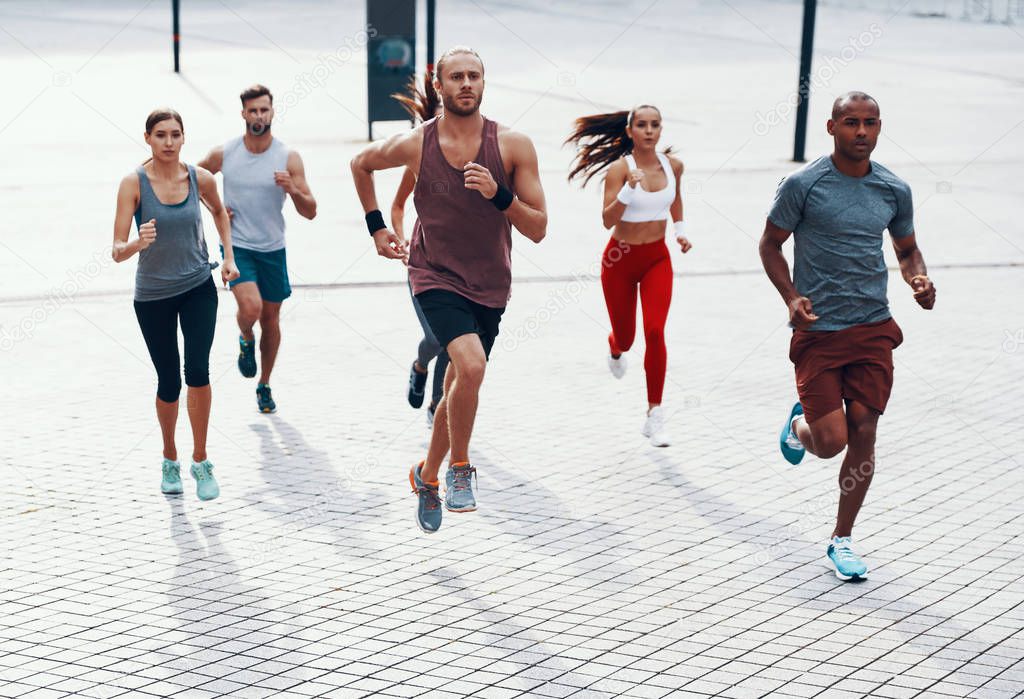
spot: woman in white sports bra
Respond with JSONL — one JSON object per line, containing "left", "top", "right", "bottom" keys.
{"left": 566, "top": 105, "right": 692, "bottom": 447}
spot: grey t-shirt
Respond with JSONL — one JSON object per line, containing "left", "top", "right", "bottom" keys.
{"left": 768, "top": 155, "right": 914, "bottom": 332}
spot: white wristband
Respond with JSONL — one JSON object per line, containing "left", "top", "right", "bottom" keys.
{"left": 616, "top": 182, "right": 635, "bottom": 206}
{"left": 674, "top": 220, "right": 687, "bottom": 240}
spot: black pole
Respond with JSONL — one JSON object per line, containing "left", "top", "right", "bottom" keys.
{"left": 426, "top": 0, "right": 436, "bottom": 76}
{"left": 792, "top": 0, "right": 817, "bottom": 162}
{"left": 172, "top": 0, "right": 181, "bottom": 73}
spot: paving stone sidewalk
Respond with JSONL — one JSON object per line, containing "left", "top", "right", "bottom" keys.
{"left": 1, "top": 265, "right": 1021, "bottom": 698}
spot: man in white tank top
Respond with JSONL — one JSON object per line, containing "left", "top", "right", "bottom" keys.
{"left": 198, "top": 84, "right": 317, "bottom": 414}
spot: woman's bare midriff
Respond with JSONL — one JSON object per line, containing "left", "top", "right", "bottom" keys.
{"left": 612, "top": 219, "right": 667, "bottom": 245}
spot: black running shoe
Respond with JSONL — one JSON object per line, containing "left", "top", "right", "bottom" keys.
{"left": 407, "top": 361, "right": 427, "bottom": 409}
{"left": 238, "top": 336, "right": 257, "bottom": 378}
{"left": 256, "top": 383, "right": 276, "bottom": 413}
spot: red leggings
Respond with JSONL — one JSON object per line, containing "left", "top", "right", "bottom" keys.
{"left": 600, "top": 238, "right": 673, "bottom": 404}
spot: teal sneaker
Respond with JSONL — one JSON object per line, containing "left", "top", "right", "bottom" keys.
{"left": 238, "top": 336, "right": 257, "bottom": 378}
{"left": 826, "top": 536, "right": 869, "bottom": 581}
{"left": 256, "top": 384, "right": 276, "bottom": 413}
{"left": 780, "top": 402, "right": 806, "bottom": 465}
{"left": 409, "top": 462, "right": 442, "bottom": 533}
{"left": 190, "top": 460, "right": 220, "bottom": 501}
{"left": 160, "top": 459, "right": 183, "bottom": 494}
{"left": 444, "top": 464, "right": 477, "bottom": 512}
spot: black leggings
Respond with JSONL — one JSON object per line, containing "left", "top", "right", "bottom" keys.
{"left": 134, "top": 277, "right": 218, "bottom": 403}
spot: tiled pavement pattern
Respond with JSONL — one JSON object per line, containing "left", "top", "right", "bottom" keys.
{"left": 2, "top": 266, "right": 1022, "bottom": 698}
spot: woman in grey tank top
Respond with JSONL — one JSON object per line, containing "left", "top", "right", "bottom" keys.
{"left": 111, "top": 108, "right": 239, "bottom": 501}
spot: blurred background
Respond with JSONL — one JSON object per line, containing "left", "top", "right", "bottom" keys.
{"left": 1, "top": 0, "right": 1021, "bottom": 301}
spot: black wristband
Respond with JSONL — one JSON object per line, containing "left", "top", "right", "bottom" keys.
{"left": 490, "top": 184, "right": 514, "bottom": 211}
{"left": 365, "top": 209, "right": 386, "bottom": 236}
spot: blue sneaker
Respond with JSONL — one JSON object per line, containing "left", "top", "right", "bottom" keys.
{"left": 238, "top": 336, "right": 257, "bottom": 378}
{"left": 160, "top": 459, "right": 183, "bottom": 494}
{"left": 445, "top": 464, "right": 477, "bottom": 512}
{"left": 409, "top": 463, "right": 442, "bottom": 533}
{"left": 826, "top": 536, "right": 869, "bottom": 581}
{"left": 780, "top": 402, "right": 806, "bottom": 465}
{"left": 408, "top": 361, "right": 427, "bottom": 409}
{"left": 256, "top": 384, "right": 276, "bottom": 413}
{"left": 190, "top": 460, "right": 220, "bottom": 501}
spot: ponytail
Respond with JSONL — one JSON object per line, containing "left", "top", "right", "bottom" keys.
{"left": 392, "top": 72, "right": 440, "bottom": 123}
{"left": 565, "top": 105, "right": 671, "bottom": 187}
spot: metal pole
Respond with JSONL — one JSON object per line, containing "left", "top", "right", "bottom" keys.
{"left": 792, "top": 0, "right": 817, "bottom": 162}
{"left": 426, "top": 0, "right": 436, "bottom": 76}
{"left": 172, "top": 0, "right": 181, "bottom": 73}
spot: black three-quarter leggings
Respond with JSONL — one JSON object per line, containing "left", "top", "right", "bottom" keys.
{"left": 133, "top": 277, "right": 218, "bottom": 403}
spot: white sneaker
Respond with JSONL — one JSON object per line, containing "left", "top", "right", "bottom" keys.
{"left": 608, "top": 353, "right": 627, "bottom": 379}
{"left": 642, "top": 406, "right": 670, "bottom": 447}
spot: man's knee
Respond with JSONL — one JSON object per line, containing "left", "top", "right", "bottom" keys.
{"left": 847, "top": 418, "right": 877, "bottom": 447}
{"left": 846, "top": 403, "right": 880, "bottom": 446}
{"left": 238, "top": 302, "right": 262, "bottom": 326}
{"left": 455, "top": 356, "right": 486, "bottom": 386}
{"left": 815, "top": 435, "right": 847, "bottom": 459}
{"left": 259, "top": 303, "right": 282, "bottom": 328}
{"left": 809, "top": 422, "right": 847, "bottom": 458}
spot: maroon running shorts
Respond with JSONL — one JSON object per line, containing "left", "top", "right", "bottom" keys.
{"left": 789, "top": 317, "right": 904, "bottom": 424}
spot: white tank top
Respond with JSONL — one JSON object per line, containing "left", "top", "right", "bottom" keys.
{"left": 620, "top": 152, "right": 675, "bottom": 223}
{"left": 222, "top": 136, "right": 289, "bottom": 252}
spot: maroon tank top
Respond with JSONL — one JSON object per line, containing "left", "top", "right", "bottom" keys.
{"left": 408, "top": 117, "right": 512, "bottom": 308}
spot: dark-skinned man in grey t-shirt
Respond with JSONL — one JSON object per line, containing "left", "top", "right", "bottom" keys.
{"left": 760, "top": 92, "right": 936, "bottom": 581}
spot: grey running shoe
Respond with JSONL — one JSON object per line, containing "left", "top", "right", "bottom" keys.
{"left": 409, "top": 463, "right": 442, "bottom": 533}
{"left": 444, "top": 463, "right": 478, "bottom": 512}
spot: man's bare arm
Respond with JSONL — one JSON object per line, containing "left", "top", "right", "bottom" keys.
{"left": 891, "top": 232, "right": 935, "bottom": 309}
{"left": 350, "top": 128, "right": 422, "bottom": 260}
{"left": 350, "top": 129, "right": 422, "bottom": 218}
{"left": 759, "top": 219, "right": 818, "bottom": 329}
{"left": 196, "top": 145, "right": 224, "bottom": 175}
{"left": 504, "top": 132, "right": 547, "bottom": 243}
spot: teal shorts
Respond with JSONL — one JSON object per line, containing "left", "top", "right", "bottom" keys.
{"left": 222, "top": 245, "right": 292, "bottom": 303}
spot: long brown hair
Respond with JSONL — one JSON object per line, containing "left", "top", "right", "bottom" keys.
{"left": 392, "top": 73, "right": 440, "bottom": 123}
{"left": 565, "top": 105, "right": 671, "bottom": 186}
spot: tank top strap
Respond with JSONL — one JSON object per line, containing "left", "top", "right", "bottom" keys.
{"left": 624, "top": 153, "right": 637, "bottom": 170}
{"left": 136, "top": 164, "right": 152, "bottom": 194}
{"left": 656, "top": 152, "right": 673, "bottom": 179}
{"left": 186, "top": 164, "right": 198, "bottom": 200}
{"left": 422, "top": 117, "right": 440, "bottom": 158}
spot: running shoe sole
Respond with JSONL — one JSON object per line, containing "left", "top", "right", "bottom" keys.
{"left": 825, "top": 557, "right": 869, "bottom": 581}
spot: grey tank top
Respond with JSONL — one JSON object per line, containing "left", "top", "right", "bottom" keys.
{"left": 133, "top": 164, "right": 214, "bottom": 302}
{"left": 221, "top": 136, "right": 289, "bottom": 252}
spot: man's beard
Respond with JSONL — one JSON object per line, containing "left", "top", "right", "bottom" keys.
{"left": 248, "top": 120, "right": 272, "bottom": 136}
{"left": 442, "top": 92, "right": 482, "bottom": 117}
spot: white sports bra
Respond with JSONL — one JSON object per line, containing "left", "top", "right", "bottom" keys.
{"left": 620, "top": 152, "right": 675, "bottom": 223}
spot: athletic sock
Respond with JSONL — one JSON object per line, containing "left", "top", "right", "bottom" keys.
{"left": 418, "top": 460, "right": 439, "bottom": 486}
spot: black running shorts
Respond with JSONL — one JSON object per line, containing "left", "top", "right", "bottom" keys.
{"left": 414, "top": 288, "right": 505, "bottom": 359}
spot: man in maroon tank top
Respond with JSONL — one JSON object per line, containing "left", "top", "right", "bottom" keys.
{"left": 351, "top": 46, "right": 548, "bottom": 533}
